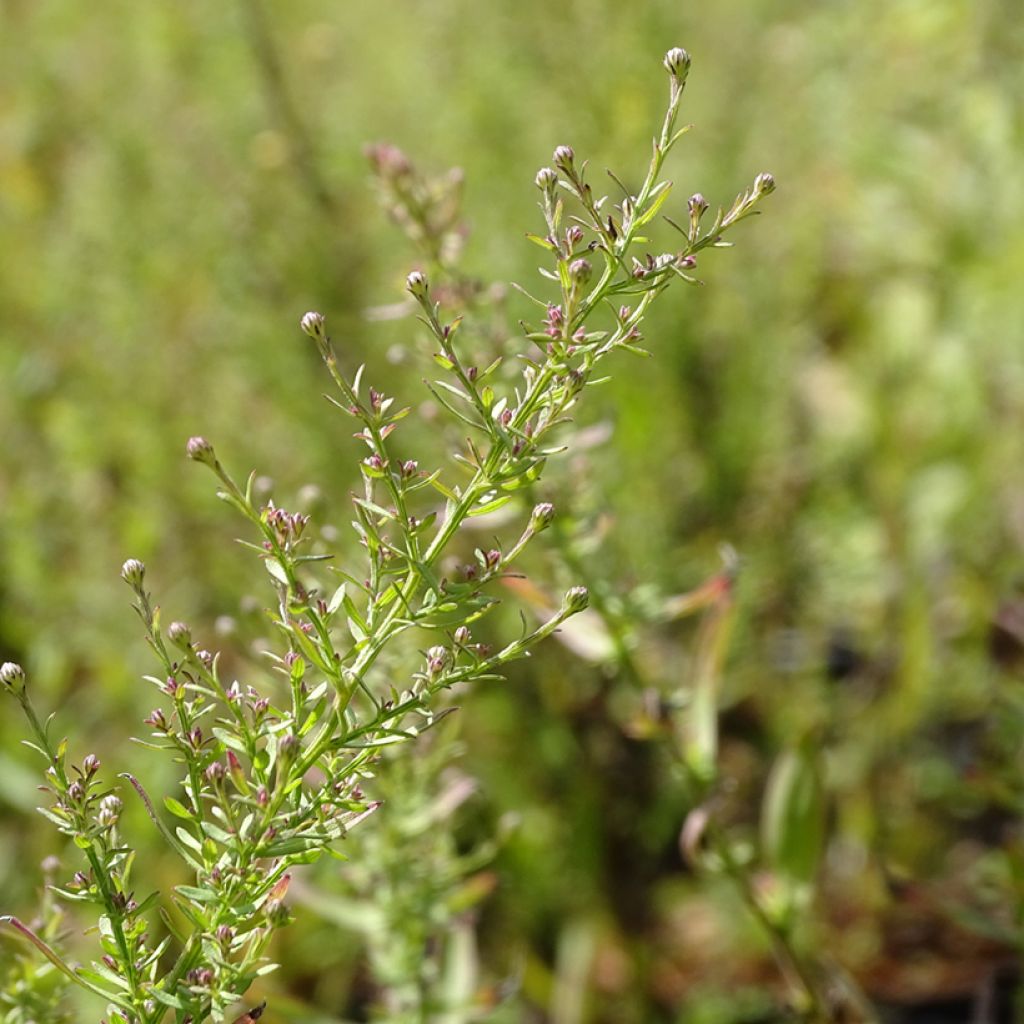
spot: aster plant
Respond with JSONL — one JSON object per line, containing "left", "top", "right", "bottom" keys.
{"left": 1, "top": 48, "right": 773, "bottom": 1023}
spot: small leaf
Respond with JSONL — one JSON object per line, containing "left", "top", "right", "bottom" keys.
{"left": 163, "top": 797, "right": 192, "bottom": 820}
{"left": 468, "top": 494, "right": 513, "bottom": 517}
{"left": 264, "top": 559, "right": 289, "bottom": 586}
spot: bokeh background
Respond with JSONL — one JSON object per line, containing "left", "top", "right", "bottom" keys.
{"left": 2, "top": 0, "right": 1024, "bottom": 1021}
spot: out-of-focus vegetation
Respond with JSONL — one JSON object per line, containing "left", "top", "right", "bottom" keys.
{"left": 2, "top": 0, "right": 1024, "bottom": 1021}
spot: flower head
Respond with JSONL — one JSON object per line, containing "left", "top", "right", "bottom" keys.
{"left": 300, "top": 311, "right": 325, "bottom": 338}
{"left": 186, "top": 436, "right": 216, "bottom": 467}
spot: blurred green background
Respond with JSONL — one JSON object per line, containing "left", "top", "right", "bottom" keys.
{"left": 3, "top": 0, "right": 1024, "bottom": 1020}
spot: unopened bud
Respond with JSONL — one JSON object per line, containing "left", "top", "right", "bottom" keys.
{"left": 535, "top": 166, "right": 558, "bottom": 191}
{"left": 530, "top": 502, "right": 555, "bottom": 532}
{"left": 144, "top": 708, "right": 167, "bottom": 731}
{"left": 1, "top": 661, "right": 26, "bottom": 695}
{"left": 185, "top": 436, "right": 216, "bottom": 466}
{"left": 227, "top": 750, "right": 249, "bottom": 794}
{"left": 754, "top": 172, "right": 775, "bottom": 195}
{"left": 454, "top": 626, "right": 471, "bottom": 646}
{"left": 97, "top": 795, "right": 122, "bottom": 828}
{"left": 426, "top": 645, "right": 451, "bottom": 678}
{"left": 569, "top": 258, "right": 592, "bottom": 284}
{"left": 277, "top": 733, "right": 298, "bottom": 763}
{"left": 406, "top": 270, "right": 429, "bottom": 300}
{"left": 120, "top": 559, "right": 146, "bottom": 589}
{"left": 562, "top": 586, "right": 590, "bottom": 615}
{"left": 552, "top": 145, "right": 575, "bottom": 173}
{"left": 663, "top": 47, "right": 691, "bottom": 81}
{"left": 688, "top": 193, "right": 708, "bottom": 217}
{"left": 82, "top": 754, "right": 100, "bottom": 777}
{"left": 300, "top": 311, "right": 325, "bottom": 338}
{"left": 167, "top": 621, "right": 192, "bottom": 649}
{"left": 263, "top": 899, "right": 290, "bottom": 926}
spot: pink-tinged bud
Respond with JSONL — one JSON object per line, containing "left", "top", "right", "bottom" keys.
{"left": 406, "top": 270, "right": 429, "bottom": 300}
{"left": 663, "top": 47, "right": 691, "bottom": 81}
{"left": 82, "top": 754, "right": 100, "bottom": 777}
{"left": 300, "top": 310, "right": 325, "bottom": 338}
{"left": 562, "top": 586, "right": 590, "bottom": 615}
{"left": 205, "top": 761, "right": 226, "bottom": 785}
{"left": 1, "top": 661, "right": 26, "bottom": 695}
{"left": 454, "top": 626, "right": 471, "bottom": 646}
{"left": 167, "top": 621, "right": 192, "bottom": 648}
{"left": 120, "top": 558, "right": 146, "bottom": 589}
{"left": 144, "top": 708, "right": 167, "bottom": 731}
{"left": 535, "top": 166, "right": 558, "bottom": 191}
{"left": 264, "top": 899, "right": 290, "bottom": 926}
{"left": 530, "top": 502, "right": 555, "bottom": 532}
{"left": 277, "top": 733, "right": 298, "bottom": 763}
{"left": 426, "top": 645, "right": 451, "bottom": 678}
{"left": 569, "top": 258, "right": 592, "bottom": 284}
{"left": 227, "top": 750, "right": 249, "bottom": 794}
{"left": 552, "top": 145, "right": 575, "bottom": 173}
{"left": 185, "top": 436, "right": 216, "bottom": 466}
{"left": 566, "top": 225, "right": 584, "bottom": 247}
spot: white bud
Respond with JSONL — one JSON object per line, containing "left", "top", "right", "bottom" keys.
{"left": 1, "top": 661, "right": 26, "bottom": 693}
{"left": 663, "top": 47, "right": 691, "bottom": 80}
{"left": 535, "top": 167, "right": 558, "bottom": 191}
{"left": 300, "top": 311, "right": 325, "bottom": 337}
{"left": 562, "top": 586, "right": 590, "bottom": 614}
{"left": 406, "top": 270, "right": 429, "bottom": 300}
{"left": 120, "top": 558, "right": 146, "bottom": 589}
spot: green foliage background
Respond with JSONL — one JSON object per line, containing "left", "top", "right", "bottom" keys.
{"left": 2, "top": 0, "right": 1024, "bottom": 1020}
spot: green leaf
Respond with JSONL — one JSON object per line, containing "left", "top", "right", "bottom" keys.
{"left": 149, "top": 987, "right": 186, "bottom": 1010}
{"left": 427, "top": 475, "right": 460, "bottom": 502}
{"left": 525, "top": 232, "right": 556, "bottom": 251}
{"left": 163, "top": 796, "right": 192, "bottom": 820}
{"left": 175, "top": 884, "right": 219, "bottom": 904}
{"left": 635, "top": 180, "right": 673, "bottom": 227}
{"left": 264, "top": 558, "right": 290, "bottom": 586}
{"left": 761, "top": 743, "right": 825, "bottom": 888}
{"left": 175, "top": 827, "right": 204, "bottom": 855}
{"left": 327, "top": 582, "right": 347, "bottom": 616}
{"left": 467, "top": 494, "right": 513, "bottom": 517}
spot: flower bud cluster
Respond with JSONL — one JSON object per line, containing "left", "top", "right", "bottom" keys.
{"left": 96, "top": 794, "right": 122, "bottom": 829}
{"left": 264, "top": 504, "right": 310, "bottom": 544}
